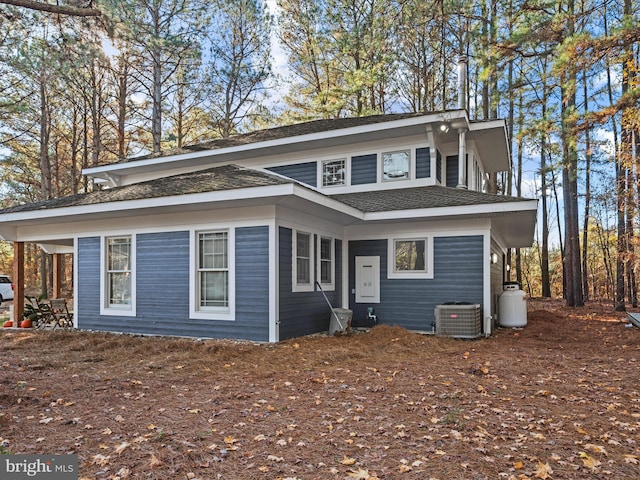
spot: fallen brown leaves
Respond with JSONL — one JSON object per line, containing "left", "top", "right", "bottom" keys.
{"left": 1, "top": 298, "right": 640, "bottom": 479}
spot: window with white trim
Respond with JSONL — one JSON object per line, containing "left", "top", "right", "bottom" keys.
{"left": 383, "top": 150, "right": 410, "bottom": 181}
{"left": 105, "top": 235, "right": 134, "bottom": 312}
{"left": 322, "top": 159, "right": 346, "bottom": 187}
{"left": 318, "top": 236, "right": 334, "bottom": 289}
{"left": 294, "top": 231, "right": 313, "bottom": 291}
{"left": 388, "top": 236, "right": 433, "bottom": 279}
{"left": 197, "top": 231, "right": 229, "bottom": 310}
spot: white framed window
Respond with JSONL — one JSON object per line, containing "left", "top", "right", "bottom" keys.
{"left": 293, "top": 230, "right": 314, "bottom": 292}
{"left": 190, "top": 229, "right": 235, "bottom": 320}
{"left": 318, "top": 236, "right": 335, "bottom": 290}
{"left": 387, "top": 236, "right": 434, "bottom": 279}
{"left": 321, "top": 159, "right": 346, "bottom": 187}
{"left": 101, "top": 235, "right": 136, "bottom": 316}
{"left": 198, "top": 231, "right": 229, "bottom": 309}
{"left": 383, "top": 150, "right": 410, "bottom": 181}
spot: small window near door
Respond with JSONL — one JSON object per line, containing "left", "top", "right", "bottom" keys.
{"left": 388, "top": 237, "right": 433, "bottom": 279}
{"left": 318, "top": 236, "right": 334, "bottom": 290}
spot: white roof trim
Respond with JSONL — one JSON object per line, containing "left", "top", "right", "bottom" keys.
{"left": 362, "top": 199, "right": 538, "bottom": 221}
{"left": 83, "top": 111, "right": 470, "bottom": 177}
{"left": 0, "top": 183, "right": 365, "bottom": 226}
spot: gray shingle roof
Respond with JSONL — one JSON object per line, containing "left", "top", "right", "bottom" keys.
{"left": 0, "top": 165, "right": 293, "bottom": 214}
{"left": 329, "top": 186, "right": 532, "bottom": 212}
{"left": 0, "top": 163, "right": 532, "bottom": 218}
{"left": 125, "top": 113, "right": 432, "bottom": 162}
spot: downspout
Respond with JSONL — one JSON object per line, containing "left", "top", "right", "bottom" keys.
{"left": 457, "top": 56, "right": 468, "bottom": 189}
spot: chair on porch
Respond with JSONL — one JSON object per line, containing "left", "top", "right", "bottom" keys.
{"left": 49, "top": 299, "right": 73, "bottom": 329}
{"left": 26, "top": 296, "right": 54, "bottom": 329}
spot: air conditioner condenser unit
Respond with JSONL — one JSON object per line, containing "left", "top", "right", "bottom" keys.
{"left": 435, "top": 303, "right": 482, "bottom": 339}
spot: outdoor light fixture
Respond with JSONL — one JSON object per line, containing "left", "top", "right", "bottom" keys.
{"left": 490, "top": 253, "right": 498, "bottom": 264}
{"left": 439, "top": 123, "right": 450, "bottom": 133}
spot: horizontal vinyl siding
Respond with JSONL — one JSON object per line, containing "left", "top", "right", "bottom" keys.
{"left": 349, "top": 236, "right": 483, "bottom": 331}
{"left": 351, "top": 154, "right": 377, "bottom": 185}
{"left": 278, "top": 227, "right": 342, "bottom": 340}
{"left": 76, "top": 228, "right": 270, "bottom": 341}
{"left": 268, "top": 162, "right": 317, "bottom": 187}
{"left": 77, "top": 237, "right": 101, "bottom": 323}
{"left": 446, "top": 155, "right": 458, "bottom": 187}
{"left": 416, "top": 147, "right": 430, "bottom": 179}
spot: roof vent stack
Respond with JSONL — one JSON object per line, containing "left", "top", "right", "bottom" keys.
{"left": 456, "top": 55, "right": 468, "bottom": 189}
{"left": 457, "top": 55, "right": 467, "bottom": 111}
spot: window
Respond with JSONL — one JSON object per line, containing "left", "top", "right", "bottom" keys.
{"left": 295, "top": 231, "right": 312, "bottom": 286}
{"left": 387, "top": 236, "right": 433, "bottom": 279}
{"left": 292, "top": 230, "right": 318, "bottom": 292}
{"left": 198, "top": 231, "right": 229, "bottom": 310}
{"left": 103, "top": 235, "right": 135, "bottom": 314}
{"left": 395, "top": 239, "right": 426, "bottom": 272}
{"left": 383, "top": 150, "right": 410, "bottom": 181}
{"left": 319, "top": 236, "right": 333, "bottom": 287}
{"left": 322, "top": 159, "right": 346, "bottom": 187}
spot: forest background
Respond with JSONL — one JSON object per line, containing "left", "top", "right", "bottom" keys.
{"left": 0, "top": 0, "right": 637, "bottom": 309}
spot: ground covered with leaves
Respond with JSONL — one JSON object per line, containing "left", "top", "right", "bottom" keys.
{"left": 1, "top": 299, "right": 640, "bottom": 479}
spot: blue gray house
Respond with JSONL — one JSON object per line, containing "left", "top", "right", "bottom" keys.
{"left": 0, "top": 110, "right": 537, "bottom": 341}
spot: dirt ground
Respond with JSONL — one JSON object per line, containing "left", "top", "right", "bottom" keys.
{"left": 1, "top": 299, "right": 640, "bottom": 480}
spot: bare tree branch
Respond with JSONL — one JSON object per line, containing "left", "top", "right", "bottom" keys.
{"left": 0, "top": 0, "right": 101, "bottom": 17}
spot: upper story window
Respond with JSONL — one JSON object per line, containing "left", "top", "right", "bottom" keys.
{"left": 383, "top": 150, "right": 410, "bottom": 181}
{"left": 322, "top": 159, "right": 346, "bottom": 187}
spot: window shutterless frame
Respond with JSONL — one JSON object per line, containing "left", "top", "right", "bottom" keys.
{"left": 190, "top": 228, "right": 235, "bottom": 321}
{"left": 292, "top": 230, "right": 314, "bottom": 292}
{"left": 101, "top": 234, "right": 136, "bottom": 316}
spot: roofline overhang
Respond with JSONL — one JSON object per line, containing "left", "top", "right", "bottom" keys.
{"left": 83, "top": 110, "right": 472, "bottom": 179}
{"left": 0, "top": 183, "right": 366, "bottom": 237}
{"left": 361, "top": 198, "right": 538, "bottom": 222}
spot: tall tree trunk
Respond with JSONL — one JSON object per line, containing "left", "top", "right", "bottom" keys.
{"left": 117, "top": 54, "right": 129, "bottom": 159}
{"left": 560, "top": 0, "right": 583, "bottom": 307}
{"left": 603, "top": 1, "right": 625, "bottom": 310}
{"left": 581, "top": 69, "right": 591, "bottom": 301}
{"left": 540, "top": 61, "right": 551, "bottom": 297}
{"left": 39, "top": 74, "right": 51, "bottom": 201}
{"left": 152, "top": 53, "right": 162, "bottom": 153}
{"left": 621, "top": 0, "right": 636, "bottom": 308}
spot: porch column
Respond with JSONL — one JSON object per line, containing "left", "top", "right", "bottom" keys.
{"left": 13, "top": 242, "right": 24, "bottom": 323}
{"left": 53, "top": 253, "right": 62, "bottom": 298}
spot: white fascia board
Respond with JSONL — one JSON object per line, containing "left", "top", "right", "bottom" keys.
{"left": 83, "top": 111, "right": 469, "bottom": 178}
{"left": 0, "top": 184, "right": 297, "bottom": 224}
{"left": 362, "top": 198, "right": 538, "bottom": 222}
{"left": 0, "top": 183, "right": 365, "bottom": 227}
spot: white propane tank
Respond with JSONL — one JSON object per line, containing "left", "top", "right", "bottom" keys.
{"left": 499, "top": 281, "right": 527, "bottom": 327}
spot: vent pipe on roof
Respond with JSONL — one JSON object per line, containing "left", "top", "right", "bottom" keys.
{"left": 457, "top": 55, "right": 468, "bottom": 189}
{"left": 457, "top": 55, "right": 467, "bottom": 111}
